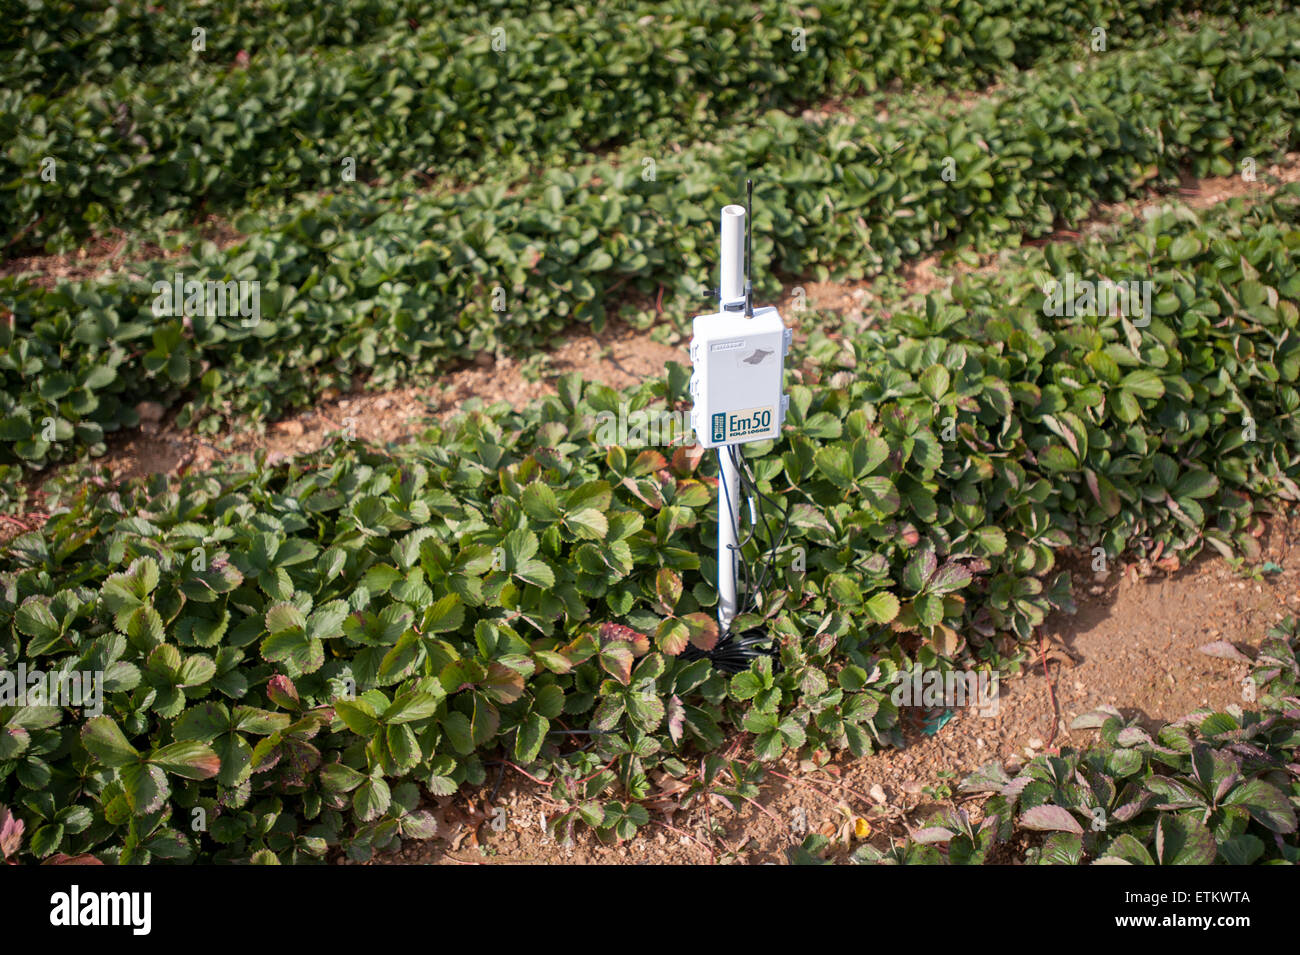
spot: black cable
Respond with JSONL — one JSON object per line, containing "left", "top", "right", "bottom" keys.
{"left": 734, "top": 469, "right": 759, "bottom": 553}
{"left": 733, "top": 444, "right": 792, "bottom": 618}
{"left": 740, "top": 451, "right": 789, "bottom": 579}
{"left": 718, "top": 445, "right": 770, "bottom": 632}
{"left": 734, "top": 454, "right": 761, "bottom": 620}
{"left": 698, "top": 460, "right": 786, "bottom": 675}
{"left": 738, "top": 527, "right": 759, "bottom": 623}
{"left": 737, "top": 448, "right": 777, "bottom": 597}
{"left": 753, "top": 488, "right": 792, "bottom": 602}
{"left": 730, "top": 445, "right": 763, "bottom": 618}
{"left": 735, "top": 502, "right": 765, "bottom": 615}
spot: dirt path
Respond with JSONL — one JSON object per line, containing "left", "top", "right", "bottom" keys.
{"left": 96, "top": 321, "right": 685, "bottom": 481}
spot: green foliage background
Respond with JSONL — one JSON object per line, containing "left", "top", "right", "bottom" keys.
{"left": 2, "top": 1, "right": 1300, "bottom": 865}
{"left": 3, "top": 185, "right": 1300, "bottom": 861}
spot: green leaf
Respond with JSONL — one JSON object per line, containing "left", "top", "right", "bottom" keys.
{"left": 177, "top": 653, "right": 217, "bottom": 687}
{"left": 172, "top": 702, "right": 231, "bottom": 741}
{"left": 320, "top": 763, "right": 366, "bottom": 793}
{"left": 81, "top": 717, "right": 140, "bottom": 768}
{"left": 1101, "top": 833, "right": 1154, "bottom": 865}
{"left": 120, "top": 763, "right": 168, "bottom": 815}
{"left": 265, "top": 602, "right": 306, "bottom": 635}
{"left": 387, "top": 723, "right": 420, "bottom": 769}
{"left": 16, "top": 597, "right": 61, "bottom": 652}
{"left": 522, "top": 483, "right": 562, "bottom": 522}
{"left": 260, "top": 630, "right": 324, "bottom": 675}
{"left": 383, "top": 692, "right": 442, "bottom": 725}
{"left": 565, "top": 508, "right": 609, "bottom": 540}
{"left": 904, "top": 548, "right": 937, "bottom": 593}
{"left": 815, "top": 446, "right": 855, "bottom": 489}
{"left": 1223, "top": 780, "right": 1297, "bottom": 833}
{"left": 334, "top": 699, "right": 380, "bottom": 737}
{"left": 1168, "top": 234, "right": 1202, "bottom": 261}
{"left": 1172, "top": 469, "right": 1218, "bottom": 500}
{"left": 354, "top": 776, "right": 391, "bottom": 822}
{"left": 441, "top": 712, "right": 474, "bottom": 755}
{"left": 730, "top": 670, "right": 763, "bottom": 701}
{"left": 1153, "top": 815, "right": 1217, "bottom": 865}
{"left": 515, "top": 712, "right": 548, "bottom": 764}
{"left": 1039, "top": 832, "right": 1084, "bottom": 865}
{"left": 422, "top": 594, "right": 465, "bottom": 634}
{"left": 863, "top": 591, "right": 900, "bottom": 623}
{"left": 150, "top": 741, "right": 221, "bottom": 779}
{"left": 1217, "top": 834, "right": 1263, "bottom": 865}
{"left": 1121, "top": 370, "right": 1165, "bottom": 400}
{"left": 919, "top": 364, "right": 951, "bottom": 400}
{"left": 516, "top": 559, "right": 556, "bottom": 589}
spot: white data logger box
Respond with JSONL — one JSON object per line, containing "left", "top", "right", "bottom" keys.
{"left": 689, "top": 305, "right": 791, "bottom": 449}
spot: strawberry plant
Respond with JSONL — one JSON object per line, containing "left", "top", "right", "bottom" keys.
{"left": 2, "top": 0, "right": 1290, "bottom": 251}
{"left": 4, "top": 0, "right": 1300, "bottom": 864}
{"left": 0, "top": 0, "right": 545, "bottom": 97}
{"left": 3, "top": 15, "right": 1298, "bottom": 494}
{"left": 2, "top": 184, "right": 1300, "bottom": 861}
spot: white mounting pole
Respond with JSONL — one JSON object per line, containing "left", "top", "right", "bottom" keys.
{"left": 718, "top": 446, "right": 741, "bottom": 633}
{"left": 717, "top": 205, "right": 745, "bottom": 633}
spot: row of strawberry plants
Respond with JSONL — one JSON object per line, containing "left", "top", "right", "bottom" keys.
{"left": 806, "top": 619, "right": 1300, "bottom": 864}
{"left": 0, "top": 0, "right": 557, "bottom": 98}
{"left": 0, "top": 186, "right": 1297, "bottom": 861}
{"left": 4, "top": 17, "right": 1298, "bottom": 491}
{"left": 4, "top": 0, "right": 1288, "bottom": 252}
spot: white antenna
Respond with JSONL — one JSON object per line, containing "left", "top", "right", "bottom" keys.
{"left": 719, "top": 204, "right": 746, "bottom": 313}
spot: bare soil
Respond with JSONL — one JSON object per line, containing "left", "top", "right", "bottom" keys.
{"left": 0, "top": 215, "right": 243, "bottom": 290}
{"left": 94, "top": 323, "right": 685, "bottom": 483}
{"left": 900, "top": 153, "right": 1300, "bottom": 299}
